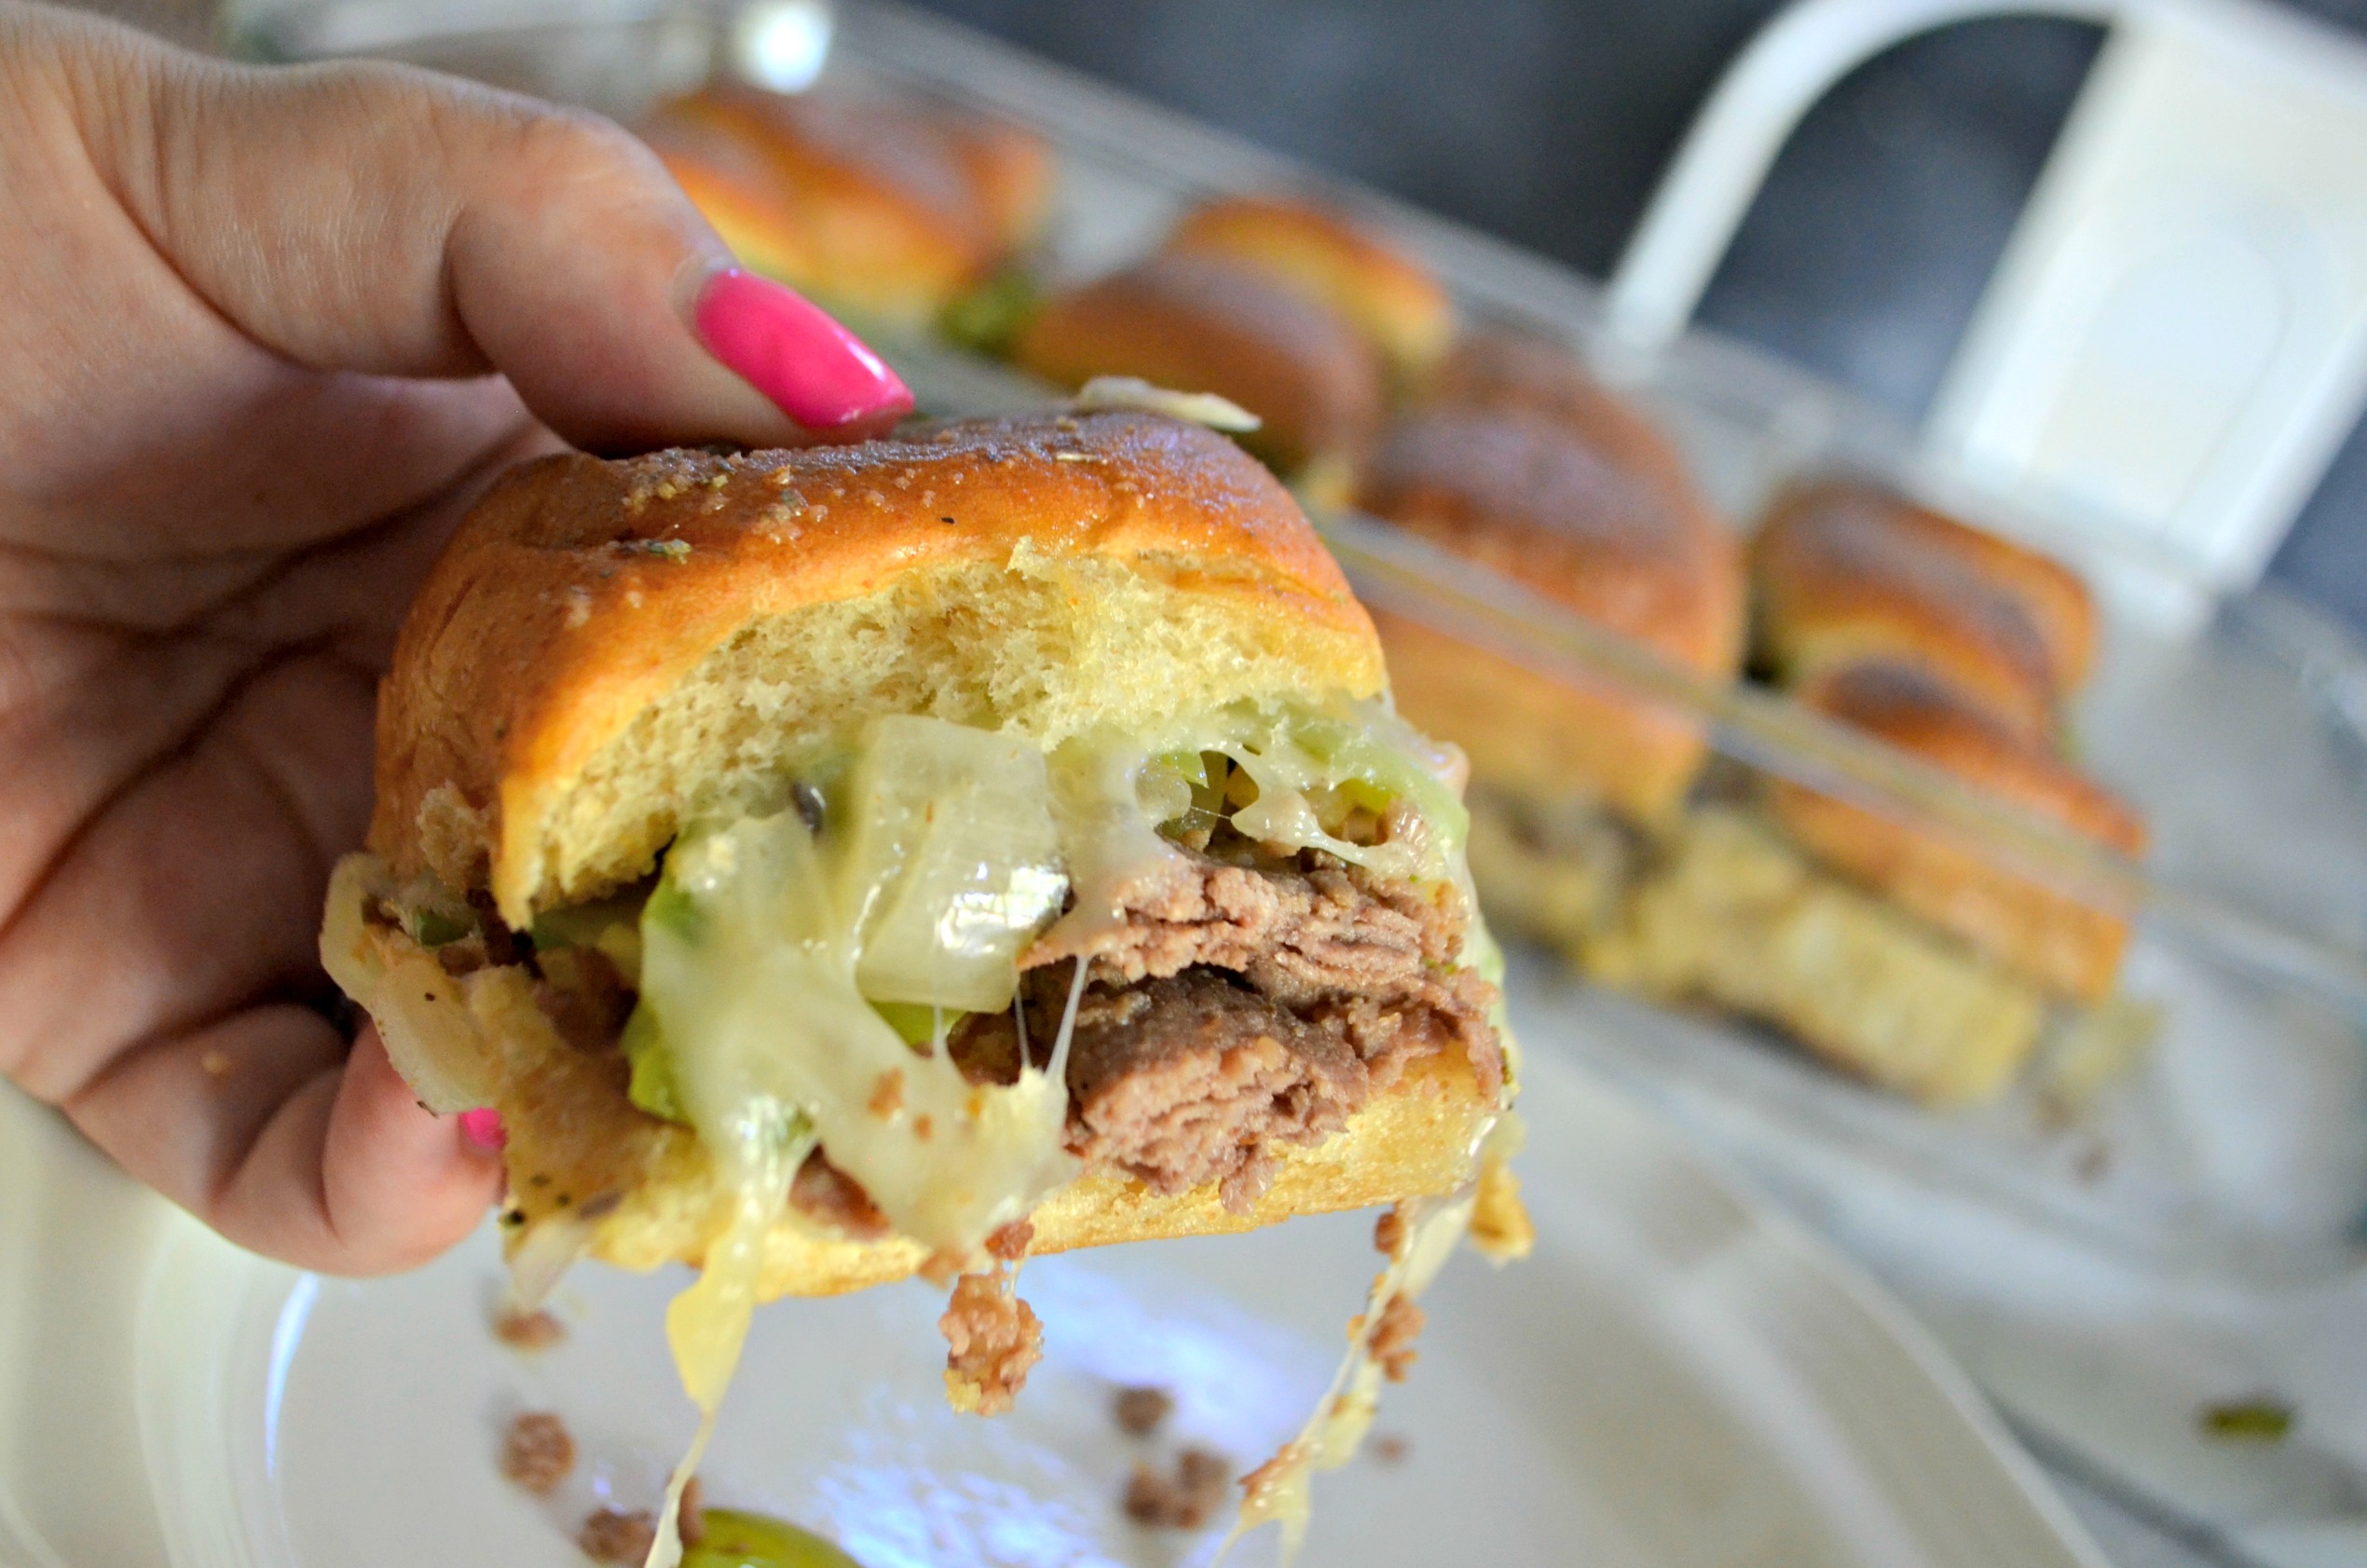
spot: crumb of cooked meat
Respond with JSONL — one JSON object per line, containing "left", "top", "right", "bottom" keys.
{"left": 1370, "top": 1433, "right": 1410, "bottom": 1465}
{"left": 1238, "top": 1441, "right": 1305, "bottom": 1514}
{"left": 1469, "top": 1155, "right": 1534, "bottom": 1263}
{"left": 940, "top": 1270, "right": 1043, "bottom": 1415}
{"left": 790, "top": 1150, "right": 890, "bottom": 1241}
{"left": 532, "top": 946, "right": 634, "bottom": 1052}
{"left": 577, "top": 1507, "right": 657, "bottom": 1563}
{"left": 1123, "top": 1447, "right": 1234, "bottom": 1529}
{"left": 499, "top": 1411, "right": 575, "bottom": 1493}
{"left": 1360, "top": 1294, "right": 1425, "bottom": 1384}
{"left": 1373, "top": 1204, "right": 1406, "bottom": 1260}
{"left": 986, "top": 1219, "right": 1035, "bottom": 1262}
{"left": 493, "top": 1306, "right": 567, "bottom": 1351}
{"left": 1113, "top": 1384, "right": 1174, "bottom": 1437}
{"left": 677, "top": 1477, "right": 705, "bottom": 1548}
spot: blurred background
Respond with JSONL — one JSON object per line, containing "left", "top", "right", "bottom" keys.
{"left": 899, "top": 0, "right": 2367, "bottom": 637}
{"left": 111, "top": 0, "right": 2367, "bottom": 634}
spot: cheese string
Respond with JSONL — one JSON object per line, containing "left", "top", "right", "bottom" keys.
{"left": 1047, "top": 955, "right": 1090, "bottom": 1085}
{"left": 643, "top": 1106, "right": 812, "bottom": 1568}
{"left": 1216, "top": 1175, "right": 1485, "bottom": 1567}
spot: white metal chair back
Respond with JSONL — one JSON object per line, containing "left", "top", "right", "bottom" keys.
{"left": 1607, "top": 0, "right": 2367, "bottom": 600}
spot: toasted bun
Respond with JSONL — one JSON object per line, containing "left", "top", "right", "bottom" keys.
{"left": 644, "top": 87, "right": 1041, "bottom": 323}
{"left": 368, "top": 410, "right": 1384, "bottom": 926}
{"left": 1010, "top": 254, "right": 1386, "bottom": 480}
{"left": 1163, "top": 197, "right": 1454, "bottom": 382}
{"left": 1772, "top": 661, "right": 2146, "bottom": 1001}
{"left": 315, "top": 872, "right": 1494, "bottom": 1299}
{"left": 1753, "top": 482, "right": 2096, "bottom": 740}
{"left": 1357, "top": 405, "right": 1744, "bottom": 823}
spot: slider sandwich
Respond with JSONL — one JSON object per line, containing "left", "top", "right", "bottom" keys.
{"left": 1161, "top": 196, "right": 1457, "bottom": 389}
{"left": 1752, "top": 479, "right": 2097, "bottom": 742}
{"left": 1591, "top": 485, "right": 2146, "bottom": 1105}
{"left": 319, "top": 404, "right": 1522, "bottom": 1561}
{"left": 1592, "top": 663, "right": 2146, "bottom": 1105}
{"left": 1355, "top": 333, "right": 1745, "bottom": 953}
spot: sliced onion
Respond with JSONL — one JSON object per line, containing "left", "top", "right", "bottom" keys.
{"left": 840, "top": 716, "right": 1068, "bottom": 1013}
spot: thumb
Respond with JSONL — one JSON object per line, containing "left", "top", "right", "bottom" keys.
{"left": 55, "top": 11, "right": 910, "bottom": 452}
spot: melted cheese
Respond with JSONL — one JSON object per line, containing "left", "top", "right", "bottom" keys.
{"left": 467, "top": 700, "right": 1484, "bottom": 1567}
{"left": 1227, "top": 1180, "right": 1487, "bottom": 1564}
{"left": 648, "top": 1110, "right": 812, "bottom": 1568}
{"left": 640, "top": 808, "right": 1077, "bottom": 1261}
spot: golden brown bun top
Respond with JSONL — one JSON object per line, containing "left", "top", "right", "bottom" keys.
{"left": 1356, "top": 400, "right": 1744, "bottom": 680}
{"left": 1755, "top": 482, "right": 2097, "bottom": 711}
{"left": 1163, "top": 196, "right": 1455, "bottom": 379}
{"left": 1799, "top": 662, "right": 2146, "bottom": 857}
{"left": 1011, "top": 253, "right": 1385, "bottom": 477}
{"left": 371, "top": 410, "right": 1384, "bottom": 922}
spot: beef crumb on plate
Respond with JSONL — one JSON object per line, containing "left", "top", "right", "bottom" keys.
{"left": 1113, "top": 1384, "right": 1174, "bottom": 1437}
{"left": 578, "top": 1507, "right": 657, "bottom": 1563}
{"left": 1123, "top": 1447, "right": 1234, "bottom": 1529}
{"left": 499, "top": 1411, "right": 575, "bottom": 1493}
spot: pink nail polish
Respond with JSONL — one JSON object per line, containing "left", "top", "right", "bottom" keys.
{"left": 693, "top": 268, "right": 913, "bottom": 430}
{"left": 459, "top": 1108, "right": 507, "bottom": 1152}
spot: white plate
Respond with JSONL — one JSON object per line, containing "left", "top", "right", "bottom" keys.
{"left": 0, "top": 1040, "right": 2105, "bottom": 1568}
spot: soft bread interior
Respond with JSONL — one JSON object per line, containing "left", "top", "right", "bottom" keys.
{"left": 524, "top": 547, "right": 1378, "bottom": 921}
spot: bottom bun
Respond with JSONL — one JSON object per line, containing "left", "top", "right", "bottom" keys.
{"left": 661, "top": 1047, "right": 1495, "bottom": 1300}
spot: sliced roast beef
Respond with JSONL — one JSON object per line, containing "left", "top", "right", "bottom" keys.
{"left": 1028, "top": 852, "right": 1461, "bottom": 1002}
{"left": 1023, "top": 846, "right": 1502, "bottom": 1100}
{"left": 1068, "top": 970, "right": 1367, "bottom": 1209}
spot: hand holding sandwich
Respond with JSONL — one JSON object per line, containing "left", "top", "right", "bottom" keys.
{"left": 0, "top": 2, "right": 910, "bottom": 1275}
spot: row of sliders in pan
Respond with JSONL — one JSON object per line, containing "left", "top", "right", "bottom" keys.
{"left": 628, "top": 75, "right": 2155, "bottom": 1109}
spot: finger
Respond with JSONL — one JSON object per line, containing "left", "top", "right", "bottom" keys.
{"left": 45, "top": 10, "right": 910, "bottom": 454}
{"left": 0, "top": 593, "right": 498, "bottom": 1275}
{"left": 316, "top": 1022, "right": 506, "bottom": 1273}
{"left": 71, "top": 1010, "right": 499, "bottom": 1275}
{"left": 0, "top": 648, "right": 375, "bottom": 1087}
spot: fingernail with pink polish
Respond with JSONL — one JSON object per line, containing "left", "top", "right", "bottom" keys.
{"left": 459, "top": 1108, "right": 507, "bottom": 1152}
{"left": 694, "top": 268, "right": 913, "bottom": 430}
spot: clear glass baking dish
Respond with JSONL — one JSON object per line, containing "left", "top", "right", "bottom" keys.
{"left": 239, "top": 0, "right": 2367, "bottom": 1286}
